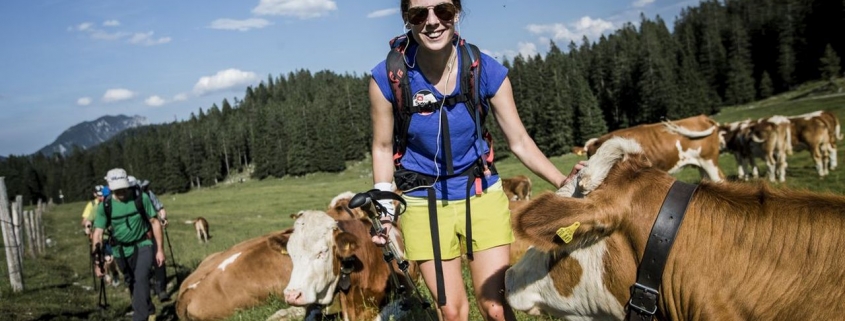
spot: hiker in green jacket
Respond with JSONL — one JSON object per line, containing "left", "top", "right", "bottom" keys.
{"left": 91, "top": 168, "right": 165, "bottom": 321}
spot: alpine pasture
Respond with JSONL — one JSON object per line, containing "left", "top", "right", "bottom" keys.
{"left": 1, "top": 90, "right": 844, "bottom": 321}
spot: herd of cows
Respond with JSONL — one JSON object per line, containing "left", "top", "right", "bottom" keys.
{"left": 581, "top": 110, "right": 841, "bottom": 184}
{"left": 173, "top": 110, "right": 845, "bottom": 321}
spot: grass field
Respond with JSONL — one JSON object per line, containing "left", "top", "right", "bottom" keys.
{"left": 1, "top": 82, "right": 844, "bottom": 321}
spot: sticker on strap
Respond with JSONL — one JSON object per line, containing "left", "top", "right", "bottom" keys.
{"left": 556, "top": 222, "right": 580, "bottom": 244}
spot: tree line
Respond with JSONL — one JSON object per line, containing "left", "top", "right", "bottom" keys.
{"left": 1, "top": 0, "right": 842, "bottom": 205}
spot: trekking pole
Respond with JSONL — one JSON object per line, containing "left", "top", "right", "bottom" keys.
{"left": 349, "top": 190, "right": 431, "bottom": 312}
{"left": 88, "top": 237, "right": 97, "bottom": 291}
{"left": 93, "top": 243, "right": 109, "bottom": 310}
{"left": 163, "top": 221, "right": 178, "bottom": 270}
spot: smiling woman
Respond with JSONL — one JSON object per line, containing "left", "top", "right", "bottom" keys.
{"left": 366, "top": 1, "right": 579, "bottom": 321}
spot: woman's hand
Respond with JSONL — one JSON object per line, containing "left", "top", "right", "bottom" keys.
{"left": 560, "top": 161, "right": 587, "bottom": 188}
{"left": 371, "top": 222, "right": 393, "bottom": 246}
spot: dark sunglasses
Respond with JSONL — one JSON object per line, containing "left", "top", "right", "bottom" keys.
{"left": 405, "top": 2, "right": 457, "bottom": 25}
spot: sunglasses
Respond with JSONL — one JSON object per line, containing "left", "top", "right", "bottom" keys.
{"left": 406, "top": 2, "right": 457, "bottom": 26}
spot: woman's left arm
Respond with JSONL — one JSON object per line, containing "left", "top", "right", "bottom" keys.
{"left": 489, "top": 77, "right": 573, "bottom": 189}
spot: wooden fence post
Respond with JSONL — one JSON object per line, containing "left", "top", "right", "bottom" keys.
{"left": 0, "top": 177, "right": 24, "bottom": 292}
{"left": 11, "top": 201, "right": 24, "bottom": 266}
{"left": 22, "top": 209, "right": 35, "bottom": 258}
{"left": 36, "top": 203, "right": 45, "bottom": 255}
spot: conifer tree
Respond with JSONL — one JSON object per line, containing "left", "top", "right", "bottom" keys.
{"left": 758, "top": 70, "right": 774, "bottom": 99}
{"left": 819, "top": 43, "right": 841, "bottom": 81}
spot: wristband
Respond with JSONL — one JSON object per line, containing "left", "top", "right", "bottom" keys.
{"left": 373, "top": 182, "right": 395, "bottom": 220}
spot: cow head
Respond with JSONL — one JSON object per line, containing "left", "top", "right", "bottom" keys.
{"left": 506, "top": 137, "right": 666, "bottom": 318}
{"left": 283, "top": 210, "right": 361, "bottom": 306}
{"left": 513, "top": 137, "right": 661, "bottom": 253}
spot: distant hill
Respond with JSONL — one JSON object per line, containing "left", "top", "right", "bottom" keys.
{"left": 37, "top": 115, "right": 148, "bottom": 156}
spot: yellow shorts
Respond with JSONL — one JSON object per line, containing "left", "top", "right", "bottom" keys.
{"left": 399, "top": 181, "right": 514, "bottom": 261}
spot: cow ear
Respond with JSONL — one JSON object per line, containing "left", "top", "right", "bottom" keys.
{"left": 334, "top": 232, "right": 359, "bottom": 257}
{"left": 267, "top": 228, "right": 294, "bottom": 253}
{"left": 513, "top": 193, "right": 619, "bottom": 252}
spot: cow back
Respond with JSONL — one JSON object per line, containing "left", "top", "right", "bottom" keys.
{"left": 176, "top": 229, "right": 293, "bottom": 321}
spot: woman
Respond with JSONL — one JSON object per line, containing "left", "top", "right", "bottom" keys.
{"left": 369, "top": 1, "right": 579, "bottom": 320}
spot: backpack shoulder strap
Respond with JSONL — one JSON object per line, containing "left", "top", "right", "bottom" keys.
{"left": 386, "top": 32, "right": 415, "bottom": 168}
{"left": 103, "top": 195, "right": 112, "bottom": 228}
{"left": 455, "top": 39, "right": 485, "bottom": 124}
{"left": 132, "top": 187, "right": 152, "bottom": 233}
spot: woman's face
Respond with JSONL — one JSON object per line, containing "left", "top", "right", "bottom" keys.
{"left": 406, "top": 0, "right": 458, "bottom": 52}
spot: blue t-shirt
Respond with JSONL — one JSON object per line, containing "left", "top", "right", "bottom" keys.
{"left": 371, "top": 41, "right": 508, "bottom": 200}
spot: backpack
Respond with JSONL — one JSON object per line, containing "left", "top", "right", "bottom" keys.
{"left": 385, "top": 32, "right": 494, "bottom": 176}
{"left": 103, "top": 186, "right": 152, "bottom": 245}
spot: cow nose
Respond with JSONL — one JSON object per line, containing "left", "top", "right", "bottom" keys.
{"left": 284, "top": 289, "right": 302, "bottom": 305}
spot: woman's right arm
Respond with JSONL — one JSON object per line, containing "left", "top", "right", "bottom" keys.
{"left": 369, "top": 77, "right": 395, "bottom": 186}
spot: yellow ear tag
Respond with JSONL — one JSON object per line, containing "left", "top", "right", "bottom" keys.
{"left": 556, "top": 222, "right": 580, "bottom": 244}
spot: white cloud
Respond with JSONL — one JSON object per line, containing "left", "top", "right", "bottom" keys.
{"left": 102, "top": 88, "right": 135, "bottom": 103}
{"left": 209, "top": 18, "right": 272, "bottom": 31}
{"left": 173, "top": 93, "right": 189, "bottom": 102}
{"left": 253, "top": 0, "right": 338, "bottom": 19}
{"left": 128, "top": 31, "right": 172, "bottom": 46}
{"left": 517, "top": 42, "right": 538, "bottom": 58}
{"left": 367, "top": 8, "right": 399, "bottom": 19}
{"left": 193, "top": 69, "right": 259, "bottom": 96}
{"left": 632, "top": 0, "right": 656, "bottom": 7}
{"left": 145, "top": 95, "right": 166, "bottom": 107}
{"left": 77, "top": 97, "right": 92, "bottom": 106}
{"left": 70, "top": 21, "right": 171, "bottom": 45}
{"left": 527, "top": 16, "right": 615, "bottom": 43}
{"left": 75, "top": 22, "right": 93, "bottom": 31}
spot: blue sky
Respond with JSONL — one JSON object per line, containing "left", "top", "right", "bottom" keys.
{"left": 0, "top": 0, "right": 699, "bottom": 156}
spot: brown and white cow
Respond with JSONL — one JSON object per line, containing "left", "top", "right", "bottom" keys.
{"left": 502, "top": 175, "right": 532, "bottom": 201}
{"left": 719, "top": 116, "right": 791, "bottom": 182}
{"left": 584, "top": 114, "right": 724, "bottom": 182}
{"left": 176, "top": 229, "right": 296, "bottom": 321}
{"left": 505, "top": 137, "right": 845, "bottom": 320}
{"left": 789, "top": 110, "right": 841, "bottom": 171}
{"left": 787, "top": 112, "right": 832, "bottom": 177}
{"left": 283, "top": 210, "right": 418, "bottom": 321}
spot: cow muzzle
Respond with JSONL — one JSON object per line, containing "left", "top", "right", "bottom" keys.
{"left": 283, "top": 289, "right": 304, "bottom": 306}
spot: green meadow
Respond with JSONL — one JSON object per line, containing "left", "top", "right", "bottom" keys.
{"left": 1, "top": 82, "right": 844, "bottom": 320}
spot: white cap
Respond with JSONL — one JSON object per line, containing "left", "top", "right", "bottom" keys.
{"left": 105, "top": 168, "right": 130, "bottom": 190}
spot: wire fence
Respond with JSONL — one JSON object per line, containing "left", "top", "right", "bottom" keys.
{"left": 0, "top": 177, "right": 50, "bottom": 296}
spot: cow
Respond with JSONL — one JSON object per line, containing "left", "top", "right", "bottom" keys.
{"left": 184, "top": 217, "right": 210, "bottom": 243}
{"left": 175, "top": 229, "right": 297, "bottom": 321}
{"left": 178, "top": 191, "right": 368, "bottom": 321}
{"left": 584, "top": 114, "right": 724, "bottom": 182}
{"left": 719, "top": 116, "right": 791, "bottom": 182}
{"left": 819, "top": 110, "right": 843, "bottom": 170}
{"left": 283, "top": 210, "right": 418, "bottom": 321}
{"left": 505, "top": 136, "right": 845, "bottom": 320}
{"left": 502, "top": 175, "right": 532, "bottom": 201}
{"left": 789, "top": 110, "right": 842, "bottom": 171}
{"left": 786, "top": 112, "right": 831, "bottom": 177}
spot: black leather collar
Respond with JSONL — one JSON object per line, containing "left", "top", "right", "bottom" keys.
{"left": 626, "top": 180, "right": 697, "bottom": 321}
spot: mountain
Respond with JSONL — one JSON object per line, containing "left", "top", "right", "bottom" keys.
{"left": 37, "top": 115, "right": 148, "bottom": 156}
